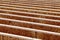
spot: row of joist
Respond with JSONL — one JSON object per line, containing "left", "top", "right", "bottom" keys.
{"left": 0, "top": 0, "right": 60, "bottom": 40}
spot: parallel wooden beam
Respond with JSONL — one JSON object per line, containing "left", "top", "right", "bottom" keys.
{"left": 0, "top": 0, "right": 60, "bottom": 40}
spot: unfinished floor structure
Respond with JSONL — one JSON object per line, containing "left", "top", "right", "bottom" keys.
{"left": 0, "top": 0, "right": 60, "bottom": 40}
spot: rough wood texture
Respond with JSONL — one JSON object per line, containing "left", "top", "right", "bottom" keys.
{"left": 0, "top": 35, "right": 22, "bottom": 40}
{"left": 0, "top": 0, "right": 60, "bottom": 40}
{"left": 0, "top": 35, "right": 31, "bottom": 40}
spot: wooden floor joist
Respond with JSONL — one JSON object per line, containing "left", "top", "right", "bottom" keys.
{"left": 0, "top": 0, "right": 60, "bottom": 40}
{"left": 0, "top": 32, "right": 40, "bottom": 40}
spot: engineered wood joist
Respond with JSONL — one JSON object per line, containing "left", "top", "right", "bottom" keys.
{"left": 0, "top": 0, "right": 60, "bottom": 40}
{"left": 0, "top": 32, "right": 40, "bottom": 40}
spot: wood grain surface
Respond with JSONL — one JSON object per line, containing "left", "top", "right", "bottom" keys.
{"left": 0, "top": 0, "right": 60, "bottom": 40}
{"left": 0, "top": 33, "right": 39, "bottom": 40}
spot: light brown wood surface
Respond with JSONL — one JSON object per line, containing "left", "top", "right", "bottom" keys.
{"left": 0, "top": 0, "right": 60, "bottom": 40}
